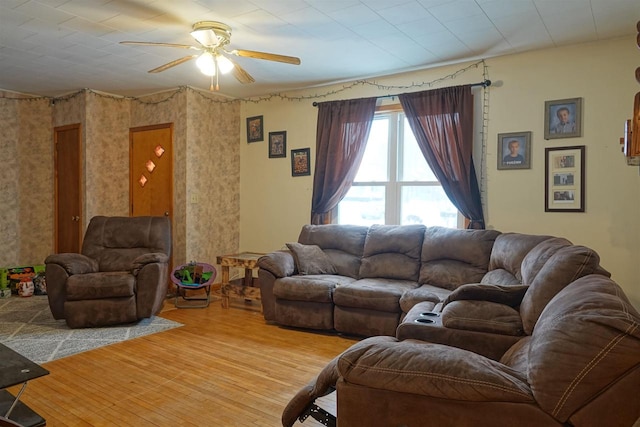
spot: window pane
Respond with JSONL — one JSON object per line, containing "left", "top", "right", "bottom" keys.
{"left": 400, "top": 186, "right": 458, "bottom": 228}
{"left": 338, "top": 185, "right": 385, "bottom": 226}
{"left": 354, "top": 118, "right": 388, "bottom": 182}
{"left": 401, "top": 118, "right": 436, "bottom": 182}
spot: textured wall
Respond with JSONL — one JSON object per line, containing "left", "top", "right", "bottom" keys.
{"left": 185, "top": 91, "right": 240, "bottom": 263}
{"left": 85, "top": 93, "right": 130, "bottom": 219}
{"left": 1, "top": 87, "right": 241, "bottom": 273}
{"left": 0, "top": 99, "right": 20, "bottom": 266}
{"left": 0, "top": 98, "right": 53, "bottom": 267}
{"left": 17, "top": 99, "right": 54, "bottom": 265}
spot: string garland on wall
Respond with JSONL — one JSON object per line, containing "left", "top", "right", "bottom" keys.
{"left": 1, "top": 58, "right": 491, "bottom": 217}
{"left": 0, "top": 60, "right": 487, "bottom": 106}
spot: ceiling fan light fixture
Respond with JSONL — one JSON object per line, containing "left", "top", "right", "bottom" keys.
{"left": 196, "top": 52, "right": 216, "bottom": 76}
{"left": 216, "top": 54, "right": 234, "bottom": 74}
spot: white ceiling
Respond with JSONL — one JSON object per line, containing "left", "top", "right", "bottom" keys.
{"left": 0, "top": 0, "right": 638, "bottom": 99}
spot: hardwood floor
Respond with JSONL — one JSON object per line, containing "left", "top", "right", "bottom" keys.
{"left": 11, "top": 296, "right": 358, "bottom": 426}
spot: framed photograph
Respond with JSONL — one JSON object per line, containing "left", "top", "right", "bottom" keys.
{"left": 268, "top": 131, "right": 287, "bottom": 158}
{"left": 497, "top": 131, "right": 531, "bottom": 170}
{"left": 246, "top": 115, "right": 263, "bottom": 143}
{"left": 544, "top": 98, "right": 582, "bottom": 140}
{"left": 291, "top": 148, "right": 311, "bottom": 176}
{"left": 545, "top": 145, "right": 585, "bottom": 212}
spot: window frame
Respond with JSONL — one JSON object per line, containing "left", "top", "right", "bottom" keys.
{"left": 339, "top": 106, "right": 462, "bottom": 227}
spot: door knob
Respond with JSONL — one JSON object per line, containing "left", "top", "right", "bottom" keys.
{"left": 164, "top": 211, "right": 169, "bottom": 216}
{"left": 71, "top": 216, "right": 79, "bottom": 221}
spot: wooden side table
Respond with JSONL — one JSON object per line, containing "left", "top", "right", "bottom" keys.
{"left": 216, "top": 252, "right": 264, "bottom": 309}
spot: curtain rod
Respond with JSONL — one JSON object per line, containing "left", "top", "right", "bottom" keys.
{"left": 311, "top": 79, "right": 491, "bottom": 107}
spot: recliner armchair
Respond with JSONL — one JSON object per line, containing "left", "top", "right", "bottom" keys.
{"left": 45, "top": 216, "right": 172, "bottom": 328}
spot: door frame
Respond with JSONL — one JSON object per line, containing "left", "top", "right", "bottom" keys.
{"left": 53, "top": 123, "right": 83, "bottom": 253}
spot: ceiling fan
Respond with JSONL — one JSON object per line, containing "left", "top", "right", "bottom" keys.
{"left": 120, "top": 21, "right": 301, "bottom": 91}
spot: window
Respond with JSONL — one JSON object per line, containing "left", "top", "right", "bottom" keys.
{"left": 337, "top": 109, "right": 461, "bottom": 227}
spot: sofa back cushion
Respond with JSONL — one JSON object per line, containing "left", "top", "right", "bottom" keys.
{"left": 485, "top": 233, "right": 554, "bottom": 285}
{"left": 82, "top": 216, "right": 172, "bottom": 272}
{"left": 298, "top": 224, "right": 368, "bottom": 278}
{"left": 519, "top": 237, "right": 572, "bottom": 285}
{"left": 359, "top": 224, "right": 425, "bottom": 280}
{"left": 523, "top": 275, "right": 640, "bottom": 423}
{"left": 520, "top": 244, "right": 602, "bottom": 334}
{"left": 419, "top": 227, "right": 500, "bottom": 290}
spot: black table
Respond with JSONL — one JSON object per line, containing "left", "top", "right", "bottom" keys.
{"left": 0, "top": 344, "right": 49, "bottom": 427}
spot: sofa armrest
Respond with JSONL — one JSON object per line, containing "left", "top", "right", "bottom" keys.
{"left": 337, "top": 337, "right": 533, "bottom": 403}
{"left": 443, "top": 283, "right": 528, "bottom": 308}
{"left": 257, "top": 250, "right": 296, "bottom": 278}
{"left": 44, "top": 253, "right": 98, "bottom": 275}
{"left": 132, "top": 252, "right": 169, "bottom": 274}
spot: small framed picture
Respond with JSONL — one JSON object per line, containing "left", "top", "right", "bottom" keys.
{"left": 291, "top": 148, "right": 311, "bottom": 176}
{"left": 544, "top": 98, "right": 582, "bottom": 140}
{"left": 497, "top": 131, "right": 531, "bottom": 170}
{"left": 246, "top": 115, "right": 263, "bottom": 143}
{"left": 545, "top": 145, "right": 585, "bottom": 212}
{"left": 268, "top": 131, "right": 287, "bottom": 158}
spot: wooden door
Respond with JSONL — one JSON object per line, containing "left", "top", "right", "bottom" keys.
{"left": 54, "top": 124, "right": 82, "bottom": 253}
{"left": 129, "top": 124, "right": 173, "bottom": 218}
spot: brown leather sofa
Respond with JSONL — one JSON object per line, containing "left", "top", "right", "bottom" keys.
{"left": 258, "top": 224, "right": 608, "bottom": 338}
{"left": 397, "top": 236, "right": 606, "bottom": 360}
{"left": 283, "top": 274, "right": 640, "bottom": 426}
{"left": 45, "top": 216, "right": 171, "bottom": 328}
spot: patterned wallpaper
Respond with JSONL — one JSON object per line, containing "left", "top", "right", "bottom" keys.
{"left": 85, "top": 93, "right": 130, "bottom": 219}
{"left": 0, "top": 100, "right": 20, "bottom": 267}
{"left": 0, "top": 87, "right": 241, "bottom": 271}
{"left": 17, "top": 99, "right": 54, "bottom": 265}
{"left": 185, "top": 92, "right": 240, "bottom": 263}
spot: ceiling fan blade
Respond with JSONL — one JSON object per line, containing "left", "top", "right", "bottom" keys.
{"left": 120, "top": 41, "right": 200, "bottom": 50}
{"left": 231, "top": 49, "right": 301, "bottom": 65}
{"left": 230, "top": 61, "right": 255, "bottom": 84}
{"left": 149, "top": 55, "right": 198, "bottom": 73}
{"left": 190, "top": 28, "right": 219, "bottom": 47}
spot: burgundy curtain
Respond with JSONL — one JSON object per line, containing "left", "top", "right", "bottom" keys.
{"left": 399, "top": 86, "right": 485, "bottom": 229}
{"left": 311, "top": 97, "right": 377, "bottom": 224}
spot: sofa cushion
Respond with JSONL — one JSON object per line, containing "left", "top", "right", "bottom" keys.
{"left": 359, "top": 224, "right": 425, "bottom": 281}
{"left": 520, "top": 244, "right": 602, "bottom": 334}
{"left": 520, "top": 237, "right": 572, "bottom": 285}
{"left": 480, "top": 269, "right": 523, "bottom": 286}
{"left": 337, "top": 336, "right": 533, "bottom": 402}
{"left": 526, "top": 274, "right": 640, "bottom": 422}
{"left": 286, "top": 243, "right": 337, "bottom": 275}
{"left": 274, "top": 275, "right": 354, "bottom": 303}
{"left": 66, "top": 272, "right": 135, "bottom": 300}
{"left": 486, "top": 233, "right": 555, "bottom": 284}
{"left": 333, "top": 278, "right": 418, "bottom": 312}
{"left": 442, "top": 300, "right": 523, "bottom": 336}
{"left": 298, "top": 224, "right": 368, "bottom": 278}
{"left": 443, "top": 283, "right": 529, "bottom": 308}
{"left": 419, "top": 227, "right": 500, "bottom": 289}
{"left": 399, "top": 284, "right": 445, "bottom": 313}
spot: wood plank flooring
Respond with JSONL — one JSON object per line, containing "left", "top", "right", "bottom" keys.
{"left": 10, "top": 296, "right": 359, "bottom": 426}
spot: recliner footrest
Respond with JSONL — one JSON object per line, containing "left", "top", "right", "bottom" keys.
{"left": 298, "top": 403, "right": 336, "bottom": 427}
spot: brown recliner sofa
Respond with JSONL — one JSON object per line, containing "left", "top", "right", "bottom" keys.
{"left": 45, "top": 216, "right": 171, "bottom": 328}
{"left": 397, "top": 236, "right": 606, "bottom": 360}
{"left": 283, "top": 274, "right": 640, "bottom": 426}
{"left": 258, "top": 224, "right": 608, "bottom": 338}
